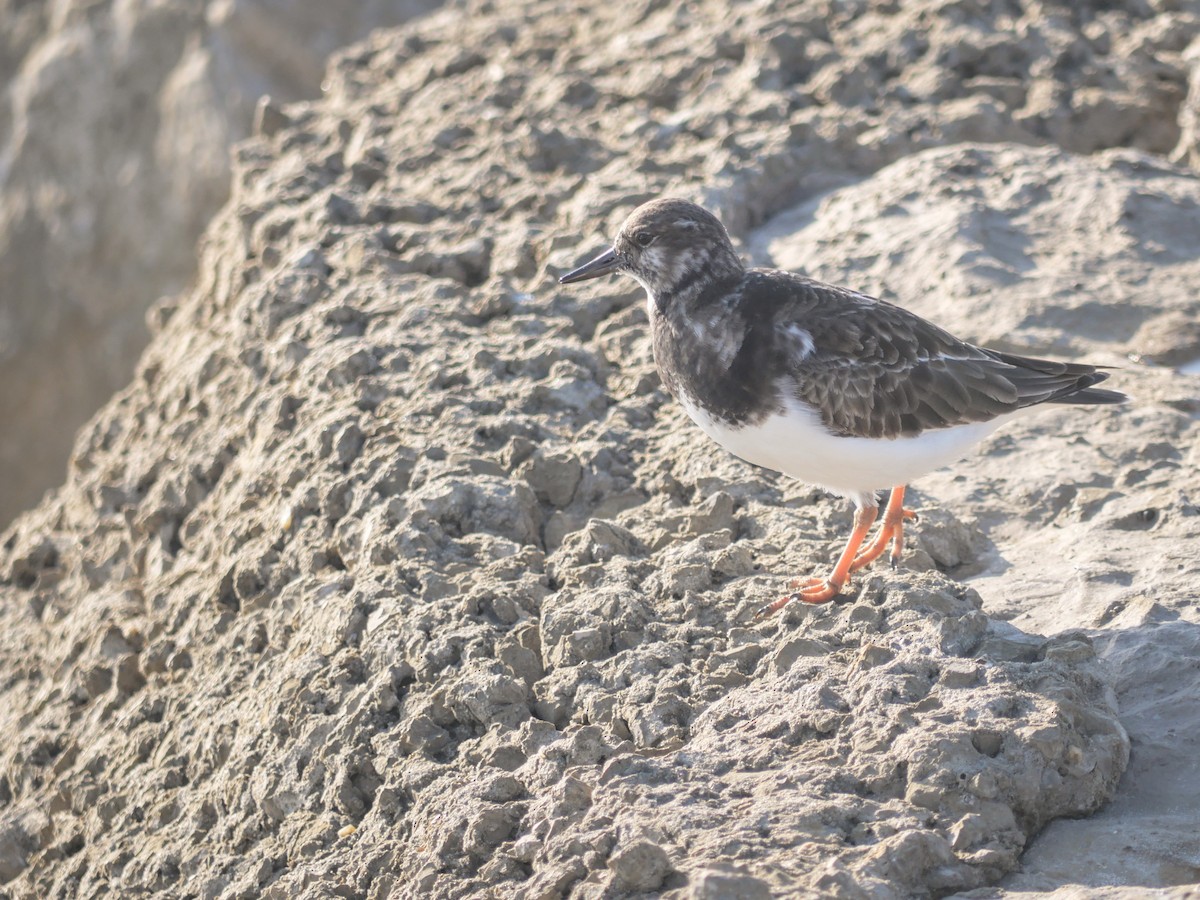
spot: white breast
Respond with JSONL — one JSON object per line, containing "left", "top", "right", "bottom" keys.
{"left": 677, "top": 392, "right": 1012, "bottom": 508}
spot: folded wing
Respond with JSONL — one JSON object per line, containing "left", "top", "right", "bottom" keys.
{"left": 767, "top": 275, "right": 1125, "bottom": 440}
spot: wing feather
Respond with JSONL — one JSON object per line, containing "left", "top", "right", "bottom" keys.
{"left": 743, "top": 271, "right": 1120, "bottom": 439}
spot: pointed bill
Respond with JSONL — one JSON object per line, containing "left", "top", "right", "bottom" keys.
{"left": 559, "top": 247, "right": 619, "bottom": 284}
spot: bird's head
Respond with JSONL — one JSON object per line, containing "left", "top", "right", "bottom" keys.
{"left": 559, "top": 198, "right": 743, "bottom": 303}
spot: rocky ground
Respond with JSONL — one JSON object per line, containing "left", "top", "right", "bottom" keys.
{"left": 1, "top": 0, "right": 1199, "bottom": 897}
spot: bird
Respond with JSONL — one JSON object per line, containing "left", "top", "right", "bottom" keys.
{"left": 558, "top": 198, "right": 1126, "bottom": 615}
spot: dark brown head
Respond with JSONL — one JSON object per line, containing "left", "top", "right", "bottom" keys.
{"left": 559, "top": 199, "right": 744, "bottom": 306}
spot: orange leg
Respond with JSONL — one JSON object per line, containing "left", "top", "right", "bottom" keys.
{"left": 850, "top": 485, "right": 917, "bottom": 574}
{"left": 757, "top": 505, "right": 879, "bottom": 617}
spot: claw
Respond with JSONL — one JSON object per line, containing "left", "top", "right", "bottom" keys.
{"left": 757, "top": 579, "right": 843, "bottom": 617}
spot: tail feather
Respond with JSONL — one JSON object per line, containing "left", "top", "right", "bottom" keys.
{"left": 982, "top": 349, "right": 1128, "bottom": 407}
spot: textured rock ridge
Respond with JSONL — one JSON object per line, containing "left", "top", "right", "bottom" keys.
{"left": 3, "top": 0, "right": 1200, "bottom": 896}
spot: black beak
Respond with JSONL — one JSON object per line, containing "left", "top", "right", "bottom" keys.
{"left": 559, "top": 247, "right": 620, "bottom": 284}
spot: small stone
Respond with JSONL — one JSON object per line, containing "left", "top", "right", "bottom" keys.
{"left": 608, "top": 840, "right": 671, "bottom": 892}
{"left": 481, "top": 774, "right": 525, "bottom": 803}
{"left": 520, "top": 451, "right": 583, "bottom": 508}
{"left": 712, "top": 543, "right": 755, "bottom": 577}
{"left": 969, "top": 772, "right": 999, "bottom": 799}
{"left": 552, "top": 627, "right": 608, "bottom": 666}
{"left": 464, "top": 806, "right": 517, "bottom": 855}
{"left": 1043, "top": 634, "right": 1095, "bottom": 664}
{"left": 940, "top": 661, "right": 982, "bottom": 688}
{"left": 512, "top": 833, "right": 541, "bottom": 863}
{"left": 978, "top": 623, "right": 1045, "bottom": 662}
{"left": 686, "top": 491, "right": 735, "bottom": 535}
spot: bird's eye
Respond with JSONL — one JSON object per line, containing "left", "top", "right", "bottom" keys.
{"left": 634, "top": 231, "right": 655, "bottom": 248}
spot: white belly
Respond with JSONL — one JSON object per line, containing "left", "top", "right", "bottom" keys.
{"left": 678, "top": 393, "right": 1011, "bottom": 507}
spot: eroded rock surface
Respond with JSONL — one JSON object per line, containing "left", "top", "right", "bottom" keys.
{"left": 3, "top": 0, "right": 1200, "bottom": 896}
{"left": 4, "top": 0, "right": 1199, "bottom": 526}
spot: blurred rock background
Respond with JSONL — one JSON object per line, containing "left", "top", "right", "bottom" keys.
{"left": 0, "top": 0, "right": 440, "bottom": 525}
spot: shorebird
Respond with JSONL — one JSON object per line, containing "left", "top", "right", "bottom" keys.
{"left": 559, "top": 198, "right": 1125, "bottom": 615}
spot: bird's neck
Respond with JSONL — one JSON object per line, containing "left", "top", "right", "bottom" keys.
{"left": 647, "top": 247, "right": 744, "bottom": 318}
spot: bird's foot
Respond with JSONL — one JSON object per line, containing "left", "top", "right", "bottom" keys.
{"left": 756, "top": 576, "right": 845, "bottom": 617}
{"left": 850, "top": 507, "right": 917, "bottom": 573}
{"left": 756, "top": 500, "right": 892, "bottom": 619}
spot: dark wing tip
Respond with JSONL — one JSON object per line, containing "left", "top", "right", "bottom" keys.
{"left": 1056, "top": 385, "right": 1128, "bottom": 405}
